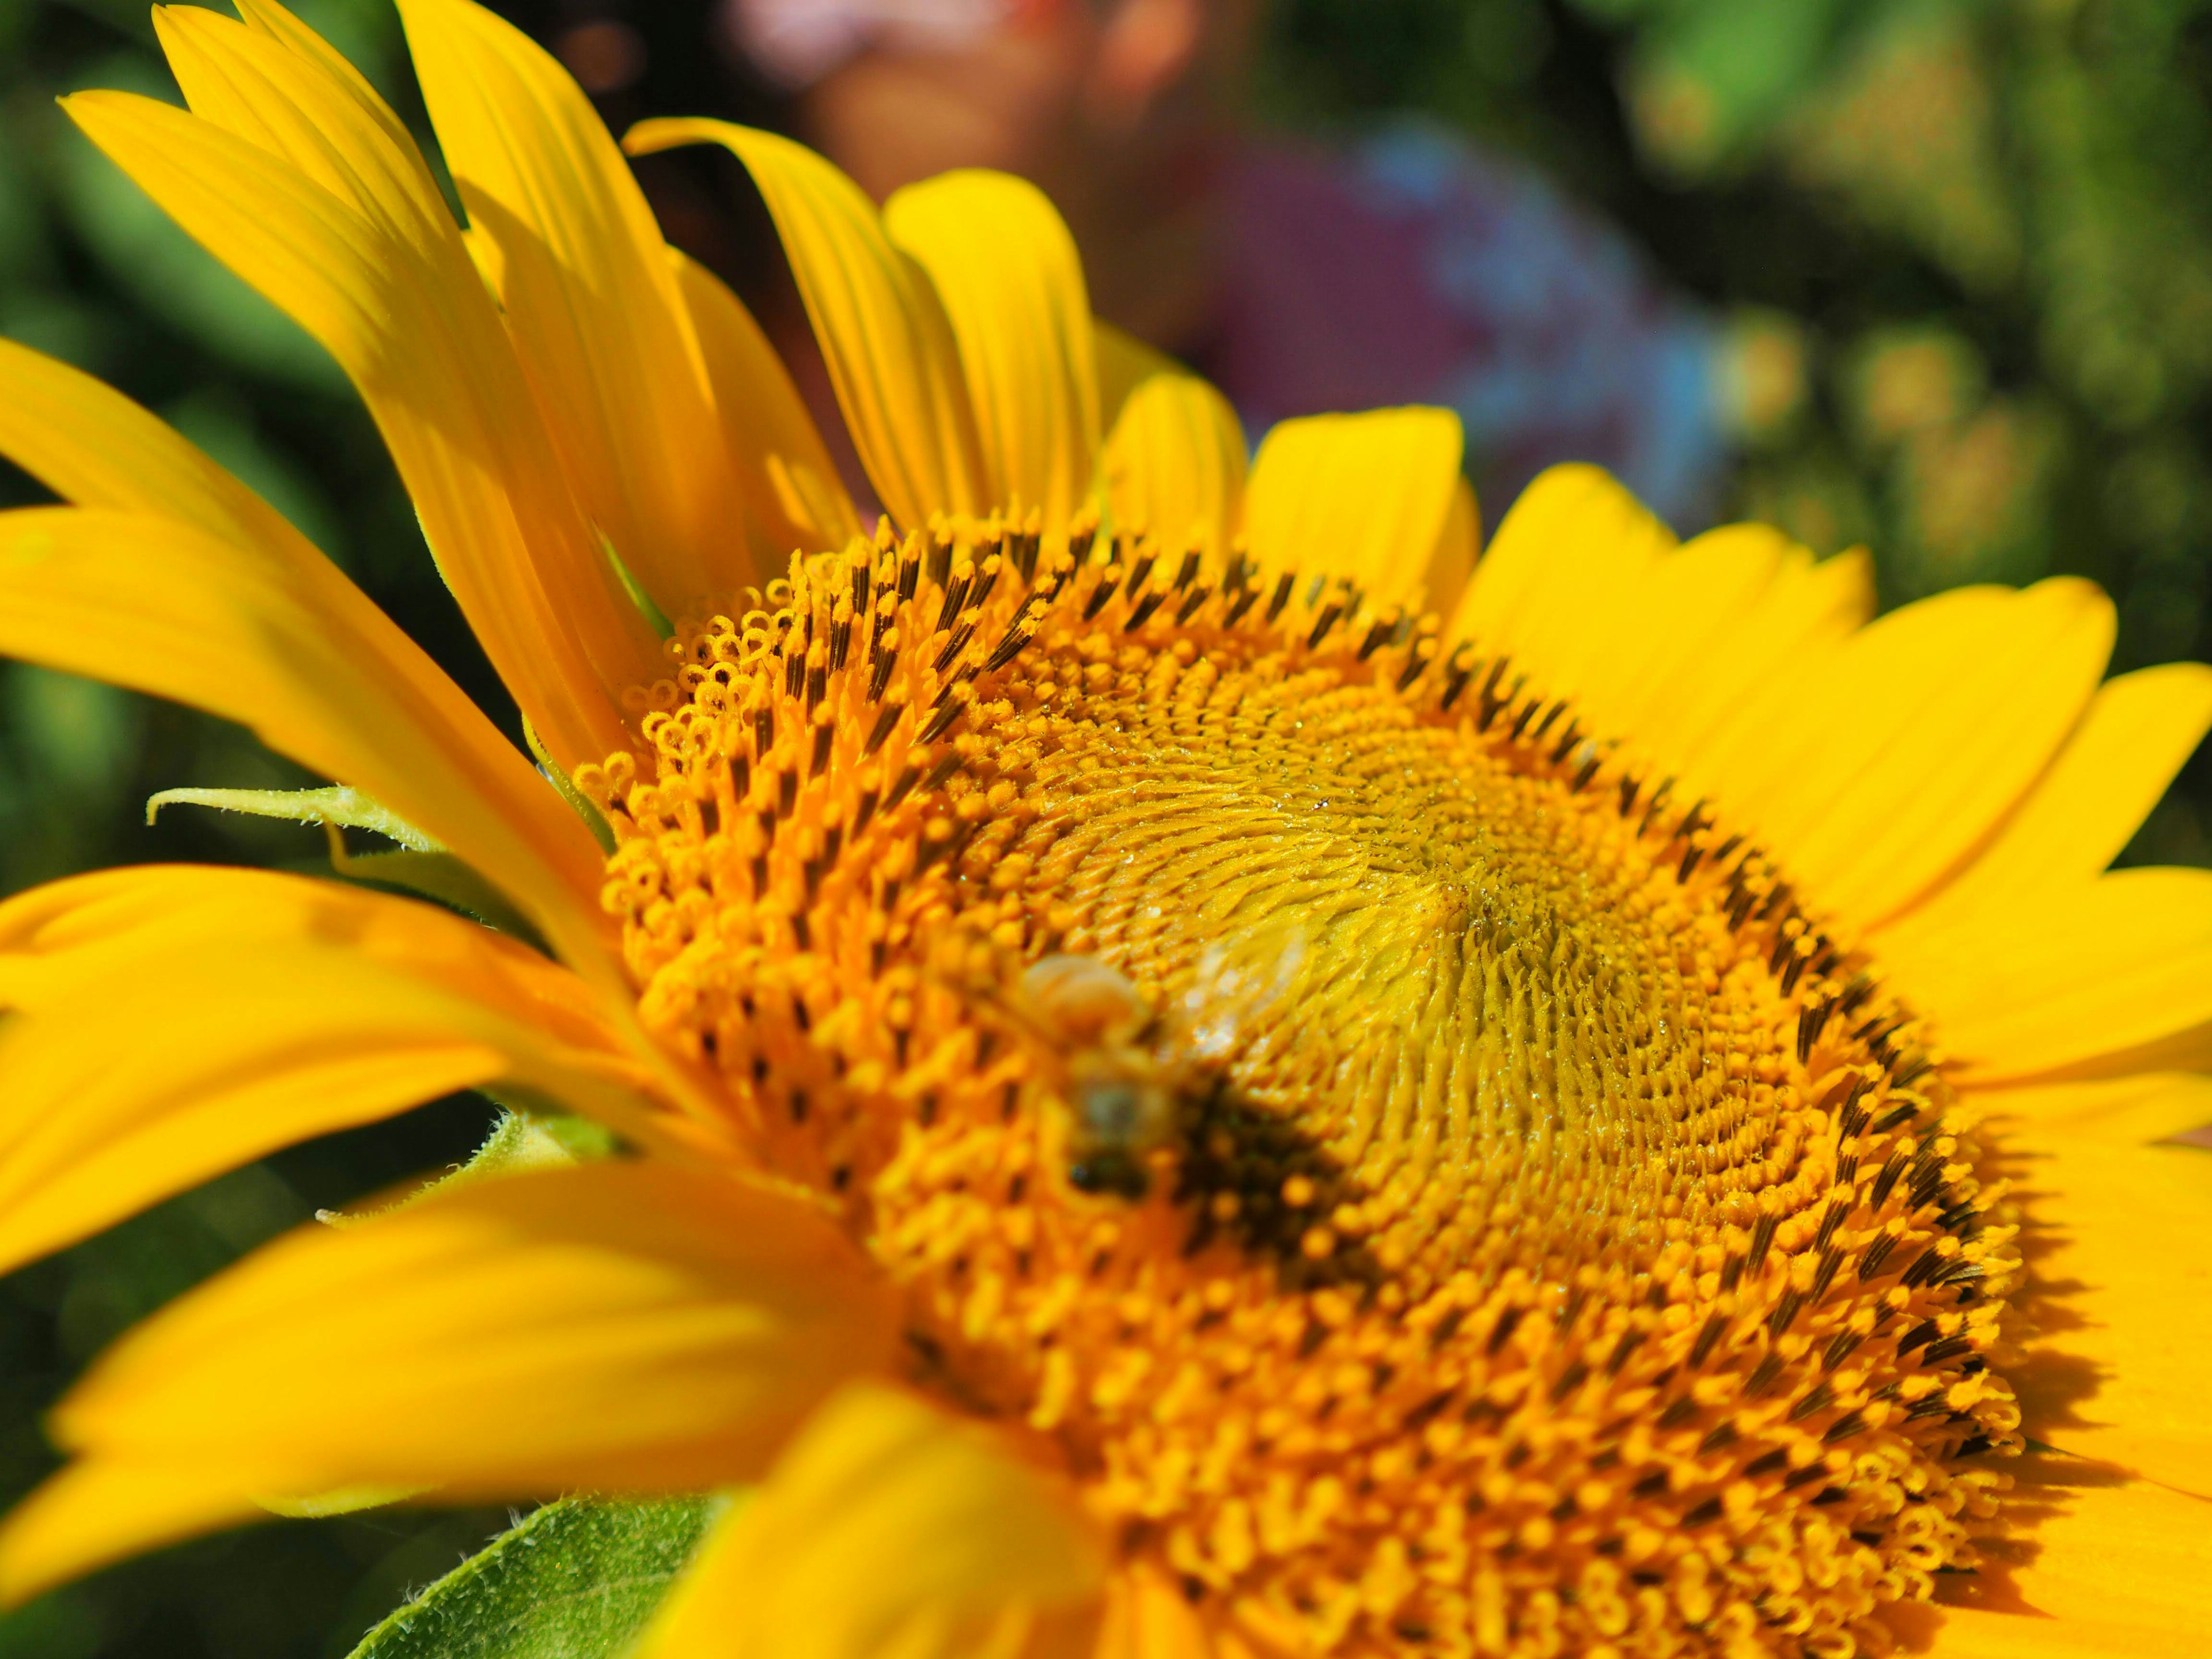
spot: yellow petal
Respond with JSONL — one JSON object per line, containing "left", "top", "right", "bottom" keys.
{"left": 2002, "top": 1131, "right": 2212, "bottom": 1498}
{"left": 1524, "top": 521, "right": 1789, "bottom": 747}
{"left": 1967, "top": 1072, "right": 2212, "bottom": 1145}
{"left": 624, "top": 118, "right": 988, "bottom": 531}
{"left": 1738, "top": 579, "right": 2115, "bottom": 927}
{"left": 1446, "top": 463, "right": 1677, "bottom": 681}
{"left": 0, "top": 1161, "right": 896, "bottom": 1601}
{"left": 64, "top": 65, "right": 655, "bottom": 770}
{"left": 1920, "top": 1603, "right": 2205, "bottom": 1658}
{"left": 671, "top": 248, "right": 860, "bottom": 558}
{"left": 1244, "top": 409, "right": 1464, "bottom": 607}
{"left": 884, "top": 171, "right": 1099, "bottom": 533}
{"left": 0, "top": 501, "right": 631, "bottom": 973}
{"left": 1094, "top": 319, "right": 1181, "bottom": 437}
{"left": 1894, "top": 662, "right": 2212, "bottom": 928}
{"left": 1422, "top": 475, "right": 1480, "bottom": 623}
{"left": 1925, "top": 1456, "right": 2212, "bottom": 1642}
{"left": 394, "top": 0, "right": 761, "bottom": 609}
{"left": 639, "top": 1383, "right": 1105, "bottom": 1659}
{"left": 1648, "top": 540, "right": 1874, "bottom": 792}
{"left": 1101, "top": 370, "right": 1247, "bottom": 561}
{"left": 0, "top": 343, "right": 610, "bottom": 964}
{"left": 0, "top": 865, "right": 684, "bottom": 1274}
{"left": 1881, "top": 866, "right": 2212, "bottom": 1081}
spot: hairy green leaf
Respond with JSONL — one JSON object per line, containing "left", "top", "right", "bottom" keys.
{"left": 345, "top": 1495, "right": 727, "bottom": 1659}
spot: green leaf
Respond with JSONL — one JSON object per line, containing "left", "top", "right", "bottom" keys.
{"left": 345, "top": 1495, "right": 728, "bottom": 1659}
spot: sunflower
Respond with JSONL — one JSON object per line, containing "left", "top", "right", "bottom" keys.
{"left": 2, "top": 2, "right": 2210, "bottom": 1656}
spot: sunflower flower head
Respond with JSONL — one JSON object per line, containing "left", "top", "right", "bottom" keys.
{"left": 1, "top": 4, "right": 2209, "bottom": 1658}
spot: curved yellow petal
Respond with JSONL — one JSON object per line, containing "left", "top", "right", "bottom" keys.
{"left": 1652, "top": 541, "right": 1874, "bottom": 791}
{"left": 1525, "top": 521, "right": 1788, "bottom": 748}
{"left": 1739, "top": 579, "right": 2115, "bottom": 927}
{"left": 624, "top": 118, "right": 987, "bottom": 531}
{"left": 0, "top": 499, "right": 630, "bottom": 977}
{"left": 2002, "top": 1131, "right": 2212, "bottom": 1498}
{"left": 1967, "top": 1072, "right": 2212, "bottom": 1145}
{"left": 1102, "top": 370, "right": 1247, "bottom": 561}
{"left": 1245, "top": 408, "right": 1464, "bottom": 607}
{"left": 0, "top": 343, "right": 609, "bottom": 964}
{"left": 884, "top": 171, "right": 1099, "bottom": 533}
{"left": 1927, "top": 1456, "right": 2212, "bottom": 1641}
{"left": 1895, "top": 661, "right": 2212, "bottom": 929}
{"left": 1447, "top": 463, "right": 1677, "bottom": 679}
{"left": 0, "top": 1161, "right": 897, "bottom": 1601}
{"left": 672, "top": 248, "right": 859, "bottom": 558}
{"left": 1883, "top": 866, "right": 2212, "bottom": 1081}
{"left": 0, "top": 865, "right": 689, "bottom": 1275}
{"left": 1094, "top": 319, "right": 1181, "bottom": 438}
{"left": 65, "top": 56, "right": 654, "bottom": 769}
{"left": 1421, "top": 475, "right": 1480, "bottom": 623}
{"left": 639, "top": 1383, "right": 1105, "bottom": 1659}
{"left": 394, "top": 0, "right": 761, "bottom": 609}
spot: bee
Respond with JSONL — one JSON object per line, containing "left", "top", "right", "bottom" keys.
{"left": 1007, "top": 930, "right": 1315, "bottom": 1200}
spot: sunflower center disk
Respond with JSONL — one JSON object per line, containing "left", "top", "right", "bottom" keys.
{"left": 585, "top": 525, "right": 2024, "bottom": 1658}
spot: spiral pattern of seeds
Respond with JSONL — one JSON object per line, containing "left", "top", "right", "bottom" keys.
{"left": 581, "top": 518, "right": 2022, "bottom": 1659}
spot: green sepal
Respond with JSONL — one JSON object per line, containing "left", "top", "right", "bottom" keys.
{"left": 146, "top": 783, "right": 440, "bottom": 849}
{"left": 524, "top": 716, "right": 617, "bottom": 855}
{"left": 343, "top": 1495, "right": 730, "bottom": 1659}
{"left": 324, "top": 825, "right": 549, "bottom": 952}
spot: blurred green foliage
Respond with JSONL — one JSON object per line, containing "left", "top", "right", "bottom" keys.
{"left": 2, "top": 1, "right": 2210, "bottom": 1656}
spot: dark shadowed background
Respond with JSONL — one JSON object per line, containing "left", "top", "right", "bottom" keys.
{"left": 2, "top": 1, "right": 2209, "bottom": 1653}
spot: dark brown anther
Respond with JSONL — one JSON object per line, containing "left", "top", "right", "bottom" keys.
{"left": 1224, "top": 586, "right": 1261, "bottom": 627}
{"left": 1857, "top": 1234, "right": 1899, "bottom": 1282}
{"left": 1396, "top": 647, "right": 1433, "bottom": 692}
{"left": 696, "top": 796, "right": 719, "bottom": 838}
{"left": 777, "top": 768, "right": 797, "bottom": 817}
{"left": 1796, "top": 999, "right": 1832, "bottom": 1063}
{"left": 1822, "top": 1412, "right": 1870, "bottom": 1445}
{"left": 1083, "top": 565, "right": 1123, "bottom": 622}
{"left": 1508, "top": 698, "right": 1541, "bottom": 741}
{"left": 1266, "top": 572, "right": 1294, "bottom": 623}
{"left": 1171, "top": 548, "right": 1201, "bottom": 591}
{"left": 917, "top": 698, "right": 965, "bottom": 744}
{"left": 863, "top": 702, "right": 905, "bottom": 758}
{"left": 934, "top": 620, "right": 976, "bottom": 674}
{"left": 1871, "top": 1101, "right": 1921, "bottom": 1137}
{"left": 1485, "top": 1305, "right": 1524, "bottom": 1356}
{"left": 1813, "top": 1201, "right": 1851, "bottom": 1253}
{"left": 727, "top": 752, "right": 750, "bottom": 804}
{"left": 1787, "top": 1382, "right": 1836, "bottom": 1424}
{"left": 1440, "top": 653, "right": 1476, "bottom": 710}
{"left": 1531, "top": 699, "right": 1566, "bottom": 741}
{"left": 1810, "top": 1247, "right": 1845, "bottom": 1303}
{"left": 1766, "top": 1291, "right": 1804, "bottom": 1338}
{"left": 1175, "top": 585, "right": 1212, "bottom": 626}
{"left": 1822, "top": 1331, "right": 1865, "bottom": 1373}
{"left": 1618, "top": 775, "right": 1642, "bottom": 817}
{"left": 884, "top": 762, "right": 924, "bottom": 811}
{"left": 754, "top": 703, "right": 775, "bottom": 755}
{"left": 1127, "top": 588, "right": 1169, "bottom": 629}
{"left": 1359, "top": 618, "right": 1395, "bottom": 660}
{"left": 1605, "top": 1329, "right": 1647, "bottom": 1377}
{"left": 982, "top": 622, "right": 1035, "bottom": 673}
{"left": 1745, "top": 1352, "right": 1786, "bottom": 1396}
{"left": 935, "top": 572, "right": 972, "bottom": 634}
{"left": 1571, "top": 752, "right": 1603, "bottom": 792}
{"left": 1696, "top": 1422, "right": 1738, "bottom": 1455}
{"left": 805, "top": 663, "right": 827, "bottom": 713}
{"left": 1747, "top": 1212, "right": 1778, "bottom": 1274}
{"left": 1690, "top": 1312, "right": 1728, "bottom": 1368}
{"left": 829, "top": 616, "right": 851, "bottom": 672}
{"left": 809, "top": 721, "right": 834, "bottom": 779}
{"left": 1869, "top": 1151, "right": 1910, "bottom": 1210}
{"left": 1306, "top": 602, "right": 1344, "bottom": 650}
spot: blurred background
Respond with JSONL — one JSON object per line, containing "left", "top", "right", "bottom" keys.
{"left": 3, "top": 0, "right": 2211, "bottom": 1653}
